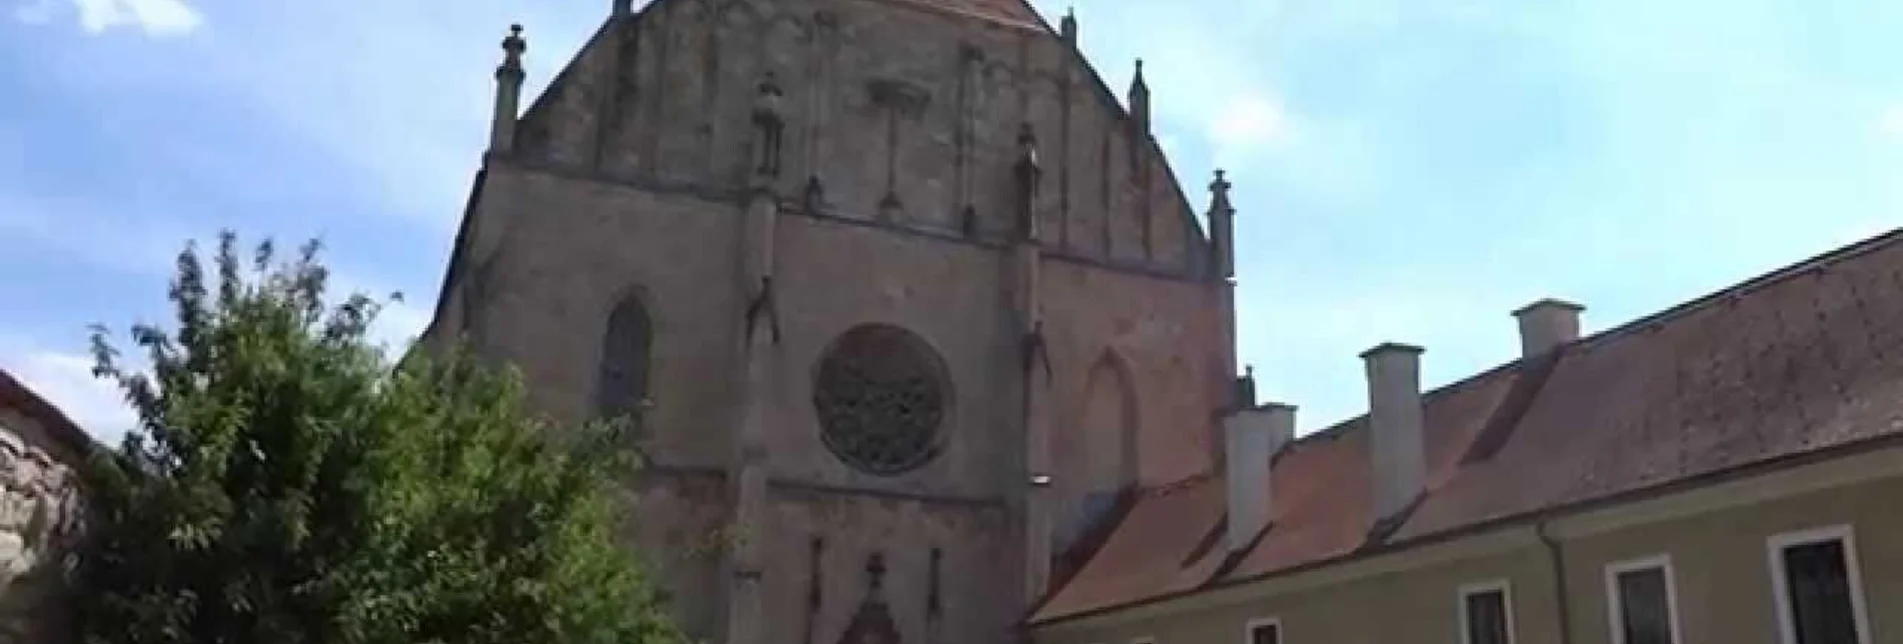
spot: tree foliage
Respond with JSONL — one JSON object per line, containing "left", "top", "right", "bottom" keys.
{"left": 69, "top": 232, "right": 682, "bottom": 644}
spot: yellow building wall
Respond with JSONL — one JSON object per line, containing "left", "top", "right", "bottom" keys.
{"left": 1561, "top": 473, "right": 1903, "bottom": 644}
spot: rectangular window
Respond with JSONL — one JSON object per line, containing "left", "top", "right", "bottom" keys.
{"left": 1770, "top": 526, "right": 1872, "bottom": 644}
{"left": 1245, "top": 618, "right": 1281, "bottom": 644}
{"left": 1458, "top": 582, "right": 1513, "bottom": 644}
{"left": 1605, "top": 555, "right": 1681, "bottom": 644}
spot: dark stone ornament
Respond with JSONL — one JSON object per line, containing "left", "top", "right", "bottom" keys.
{"left": 813, "top": 325, "right": 947, "bottom": 476}
{"left": 878, "top": 191, "right": 904, "bottom": 221}
{"left": 743, "top": 276, "right": 782, "bottom": 345}
{"left": 754, "top": 72, "right": 787, "bottom": 179}
{"left": 803, "top": 537, "right": 826, "bottom": 644}
{"left": 835, "top": 553, "right": 902, "bottom": 644}
{"left": 1022, "top": 320, "right": 1052, "bottom": 383}
{"left": 805, "top": 175, "right": 828, "bottom": 211}
{"left": 1233, "top": 365, "right": 1258, "bottom": 410}
{"left": 926, "top": 548, "right": 943, "bottom": 618}
{"left": 1013, "top": 122, "right": 1042, "bottom": 241}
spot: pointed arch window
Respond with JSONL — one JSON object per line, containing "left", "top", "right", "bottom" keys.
{"left": 1053, "top": 351, "right": 1138, "bottom": 554}
{"left": 595, "top": 293, "right": 653, "bottom": 427}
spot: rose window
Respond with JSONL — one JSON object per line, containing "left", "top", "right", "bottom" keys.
{"left": 813, "top": 325, "right": 947, "bottom": 476}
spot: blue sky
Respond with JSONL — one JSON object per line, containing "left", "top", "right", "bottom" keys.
{"left": 2, "top": 0, "right": 1899, "bottom": 440}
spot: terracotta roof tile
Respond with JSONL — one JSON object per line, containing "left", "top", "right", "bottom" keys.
{"left": 1036, "top": 368, "right": 1518, "bottom": 619}
{"left": 1034, "top": 229, "right": 1903, "bottom": 624}
{"left": 1041, "top": 476, "right": 1226, "bottom": 616}
{"left": 1403, "top": 233, "right": 1903, "bottom": 540}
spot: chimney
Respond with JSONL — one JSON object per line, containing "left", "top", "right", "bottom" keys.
{"left": 1224, "top": 403, "right": 1296, "bottom": 553}
{"left": 1513, "top": 299, "right": 1584, "bottom": 358}
{"left": 489, "top": 24, "right": 528, "bottom": 156}
{"left": 612, "top": 0, "right": 632, "bottom": 17}
{"left": 1361, "top": 343, "right": 1425, "bottom": 523}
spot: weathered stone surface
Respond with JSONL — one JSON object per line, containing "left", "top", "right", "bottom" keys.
{"left": 511, "top": 0, "right": 1210, "bottom": 267}
{"left": 428, "top": 1, "right": 1235, "bottom": 643}
{"left": 0, "top": 402, "right": 86, "bottom": 644}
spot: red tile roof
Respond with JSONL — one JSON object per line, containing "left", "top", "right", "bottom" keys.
{"left": 1034, "top": 229, "right": 1903, "bottom": 624}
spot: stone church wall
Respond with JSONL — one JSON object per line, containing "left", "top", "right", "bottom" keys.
{"left": 434, "top": 1, "right": 1238, "bottom": 642}
{"left": 1039, "top": 259, "right": 1227, "bottom": 486}
{"left": 453, "top": 167, "right": 748, "bottom": 469}
{"left": 510, "top": 0, "right": 1210, "bottom": 276}
{"left": 761, "top": 486, "right": 1018, "bottom": 644}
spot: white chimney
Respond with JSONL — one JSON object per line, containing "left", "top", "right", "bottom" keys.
{"left": 1361, "top": 343, "right": 1425, "bottom": 523}
{"left": 1224, "top": 403, "right": 1296, "bottom": 553}
{"left": 1512, "top": 299, "right": 1584, "bottom": 358}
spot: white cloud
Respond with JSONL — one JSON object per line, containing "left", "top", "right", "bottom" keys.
{"left": 1880, "top": 106, "right": 1903, "bottom": 138}
{"left": 1209, "top": 94, "right": 1290, "bottom": 148}
{"left": 1206, "top": 92, "right": 1291, "bottom": 168}
{"left": 73, "top": 0, "right": 202, "bottom": 36}
{"left": 17, "top": 0, "right": 202, "bottom": 36}
{"left": 6, "top": 349, "right": 138, "bottom": 442}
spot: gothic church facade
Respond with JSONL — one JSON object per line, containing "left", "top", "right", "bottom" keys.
{"left": 420, "top": 2, "right": 1238, "bottom": 644}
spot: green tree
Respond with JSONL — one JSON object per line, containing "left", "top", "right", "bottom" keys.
{"left": 69, "top": 232, "right": 682, "bottom": 644}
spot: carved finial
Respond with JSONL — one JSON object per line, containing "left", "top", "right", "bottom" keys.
{"left": 1060, "top": 7, "right": 1078, "bottom": 46}
{"left": 1209, "top": 169, "right": 1234, "bottom": 215}
{"left": 490, "top": 24, "right": 529, "bottom": 155}
{"left": 1209, "top": 168, "right": 1237, "bottom": 279}
{"left": 1129, "top": 59, "right": 1151, "bottom": 134}
{"left": 612, "top": 0, "right": 633, "bottom": 17}
{"left": 500, "top": 24, "right": 527, "bottom": 71}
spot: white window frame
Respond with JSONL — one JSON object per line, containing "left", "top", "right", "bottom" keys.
{"left": 1243, "top": 617, "right": 1283, "bottom": 644}
{"left": 1457, "top": 579, "right": 1515, "bottom": 644}
{"left": 1603, "top": 554, "right": 1684, "bottom": 644}
{"left": 1767, "top": 524, "right": 1874, "bottom": 644}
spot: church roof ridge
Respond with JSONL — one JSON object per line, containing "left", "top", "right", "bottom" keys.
{"left": 879, "top": 0, "right": 1045, "bottom": 28}
{"left": 1570, "top": 226, "right": 1903, "bottom": 352}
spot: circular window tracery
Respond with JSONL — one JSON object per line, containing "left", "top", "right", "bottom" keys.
{"left": 813, "top": 325, "right": 948, "bottom": 476}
